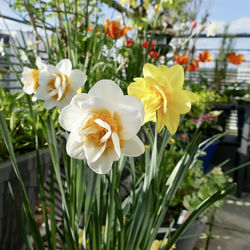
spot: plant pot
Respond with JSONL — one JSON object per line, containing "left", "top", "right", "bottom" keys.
{"left": 0, "top": 147, "right": 51, "bottom": 250}
{"left": 175, "top": 219, "right": 205, "bottom": 250}
{"left": 199, "top": 139, "right": 219, "bottom": 173}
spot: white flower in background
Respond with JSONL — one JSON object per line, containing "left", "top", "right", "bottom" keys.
{"left": 207, "top": 22, "right": 219, "bottom": 37}
{"left": 20, "top": 50, "right": 28, "bottom": 62}
{"left": 36, "top": 59, "right": 86, "bottom": 110}
{"left": 0, "top": 38, "right": 5, "bottom": 56}
{"left": 27, "top": 40, "right": 35, "bottom": 51}
{"left": 21, "top": 57, "right": 46, "bottom": 95}
{"left": 59, "top": 80, "right": 145, "bottom": 174}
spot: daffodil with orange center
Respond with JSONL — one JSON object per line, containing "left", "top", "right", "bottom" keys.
{"left": 128, "top": 64, "right": 198, "bottom": 134}
{"left": 227, "top": 52, "right": 245, "bottom": 65}
{"left": 59, "top": 80, "right": 145, "bottom": 174}
{"left": 199, "top": 50, "right": 212, "bottom": 62}
{"left": 21, "top": 57, "right": 46, "bottom": 95}
{"left": 36, "top": 59, "right": 86, "bottom": 110}
{"left": 174, "top": 53, "right": 189, "bottom": 65}
{"left": 104, "top": 18, "right": 132, "bottom": 39}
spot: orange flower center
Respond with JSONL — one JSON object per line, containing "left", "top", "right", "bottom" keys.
{"left": 32, "top": 69, "right": 40, "bottom": 91}
{"left": 47, "top": 73, "right": 70, "bottom": 100}
{"left": 83, "top": 109, "right": 125, "bottom": 153}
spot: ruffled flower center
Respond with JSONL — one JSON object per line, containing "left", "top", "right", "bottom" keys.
{"left": 83, "top": 109, "right": 125, "bottom": 153}
{"left": 47, "top": 73, "right": 70, "bottom": 101}
{"left": 32, "top": 69, "right": 40, "bottom": 91}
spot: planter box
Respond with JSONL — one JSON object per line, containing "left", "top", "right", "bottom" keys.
{"left": 0, "top": 147, "right": 51, "bottom": 250}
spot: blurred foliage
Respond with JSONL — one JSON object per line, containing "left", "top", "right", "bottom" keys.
{"left": 0, "top": 87, "right": 60, "bottom": 162}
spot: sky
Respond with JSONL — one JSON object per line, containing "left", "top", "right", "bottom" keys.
{"left": 0, "top": 0, "right": 250, "bottom": 31}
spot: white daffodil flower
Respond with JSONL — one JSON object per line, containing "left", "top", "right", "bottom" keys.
{"left": 0, "top": 38, "right": 5, "bottom": 56}
{"left": 207, "top": 22, "right": 219, "bottom": 37}
{"left": 21, "top": 57, "right": 46, "bottom": 95}
{"left": 36, "top": 59, "right": 86, "bottom": 110}
{"left": 59, "top": 80, "right": 145, "bottom": 174}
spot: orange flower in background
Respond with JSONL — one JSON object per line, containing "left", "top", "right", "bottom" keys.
{"left": 227, "top": 52, "right": 245, "bottom": 65}
{"left": 186, "top": 59, "right": 199, "bottom": 71}
{"left": 104, "top": 18, "right": 132, "bottom": 39}
{"left": 87, "top": 26, "right": 94, "bottom": 32}
{"left": 174, "top": 53, "right": 189, "bottom": 65}
{"left": 199, "top": 50, "right": 212, "bottom": 62}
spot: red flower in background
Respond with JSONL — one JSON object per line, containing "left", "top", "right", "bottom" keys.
{"left": 143, "top": 40, "right": 156, "bottom": 50}
{"left": 104, "top": 18, "right": 132, "bottom": 39}
{"left": 186, "top": 59, "right": 199, "bottom": 71}
{"left": 124, "top": 38, "right": 134, "bottom": 48}
{"left": 148, "top": 51, "right": 160, "bottom": 58}
{"left": 199, "top": 50, "right": 212, "bottom": 62}
{"left": 192, "top": 21, "right": 197, "bottom": 29}
{"left": 174, "top": 53, "right": 189, "bottom": 65}
{"left": 227, "top": 52, "right": 245, "bottom": 65}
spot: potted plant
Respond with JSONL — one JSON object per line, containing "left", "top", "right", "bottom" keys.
{"left": 155, "top": 140, "right": 229, "bottom": 250}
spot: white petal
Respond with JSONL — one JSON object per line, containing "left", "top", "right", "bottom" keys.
{"left": 43, "top": 99, "right": 56, "bottom": 109}
{"left": 88, "top": 150, "right": 116, "bottom": 174}
{"left": 56, "top": 89, "right": 76, "bottom": 110}
{"left": 84, "top": 140, "right": 106, "bottom": 163}
{"left": 89, "top": 80, "right": 123, "bottom": 104}
{"left": 112, "top": 132, "right": 121, "bottom": 158}
{"left": 56, "top": 59, "right": 72, "bottom": 76}
{"left": 38, "top": 70, "right": 51, "bottom": 87}
{"left": 70, "top": 93, "right": 90, "bottom": 105}
{"left": 121, "top": 136, "right": 145, "bottom": 157}
{"left": 45, "top": 64, "right": 60, "bottom": 74}
{"left": 21, "top": 67, "right": 35, "bottom": 94}
{"left": 116, "top": 104, "right": 143, "bottom": 140}
{"left": 59, "top": 104, "right": 84, "bottom": 131}
{"left": 119, "top": 95, "right": 144, "bottom": 124}
{"left": 69, "top": 69, "right": 87, "bottom": 90}
{"left": 74, "top": 95, "right": 112, "bottom": 112}
{"left": 94, "top": 119, "right": 111, "bottom": 142}
{"left": 36, "top": 57, "right": 46, "bottom": 70}
{"left": 66, "top": 132, "right": 85, "bottom": 159}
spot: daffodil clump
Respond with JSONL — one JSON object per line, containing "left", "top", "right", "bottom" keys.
{"left": 128, "top": 63, "right": 198, "bottom": 134}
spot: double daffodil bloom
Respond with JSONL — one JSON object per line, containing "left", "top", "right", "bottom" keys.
{"left": 21, "top": 57, "right": 46, "bottom": 95}
{"left": 59, "top": 80, "right": 145, "bottom": 174}
{"left": 128, "top": 63, "right": 198, "bottom": 134}
{"left": 36, "top": 59, "right": 86, "bottom": 110}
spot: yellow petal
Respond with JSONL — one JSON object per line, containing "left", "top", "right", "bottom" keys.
{"left": 143, "top": 63, "right": 163, "bottom": 83}
{"left": 157, "top": 106, "right": 167, "bottom": 132}
{"left": 183, "top": 90, "right": 199, "bottom": 103}
{"left": 144, "top": 110, "right": 156, "bottom": 124}
{"left": 170, "top": 90, "right": 192, "bottom": 114}
{"left": 165, "top": 108, "right": 180, "bottom": 134}
{"left": 163, "top": 64, "right": 184, "bottom": 89}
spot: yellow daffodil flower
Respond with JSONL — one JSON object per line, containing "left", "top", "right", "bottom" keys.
{"left": 151, "top": 239, "right": 175, "bottom": 250}
{"left": 128, "top": 63, "right": 198, "bottom": 134}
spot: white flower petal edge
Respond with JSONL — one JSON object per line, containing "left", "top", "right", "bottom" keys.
{"left": 121, "top": 136, "right": 145, "bottom": 157}
{"left": 59, "top": 80, "right": 145, "bottom": 174}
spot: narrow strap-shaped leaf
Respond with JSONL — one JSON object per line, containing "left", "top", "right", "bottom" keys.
{"left": 8, "top": 183, "right": 34, "bottom": 250}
